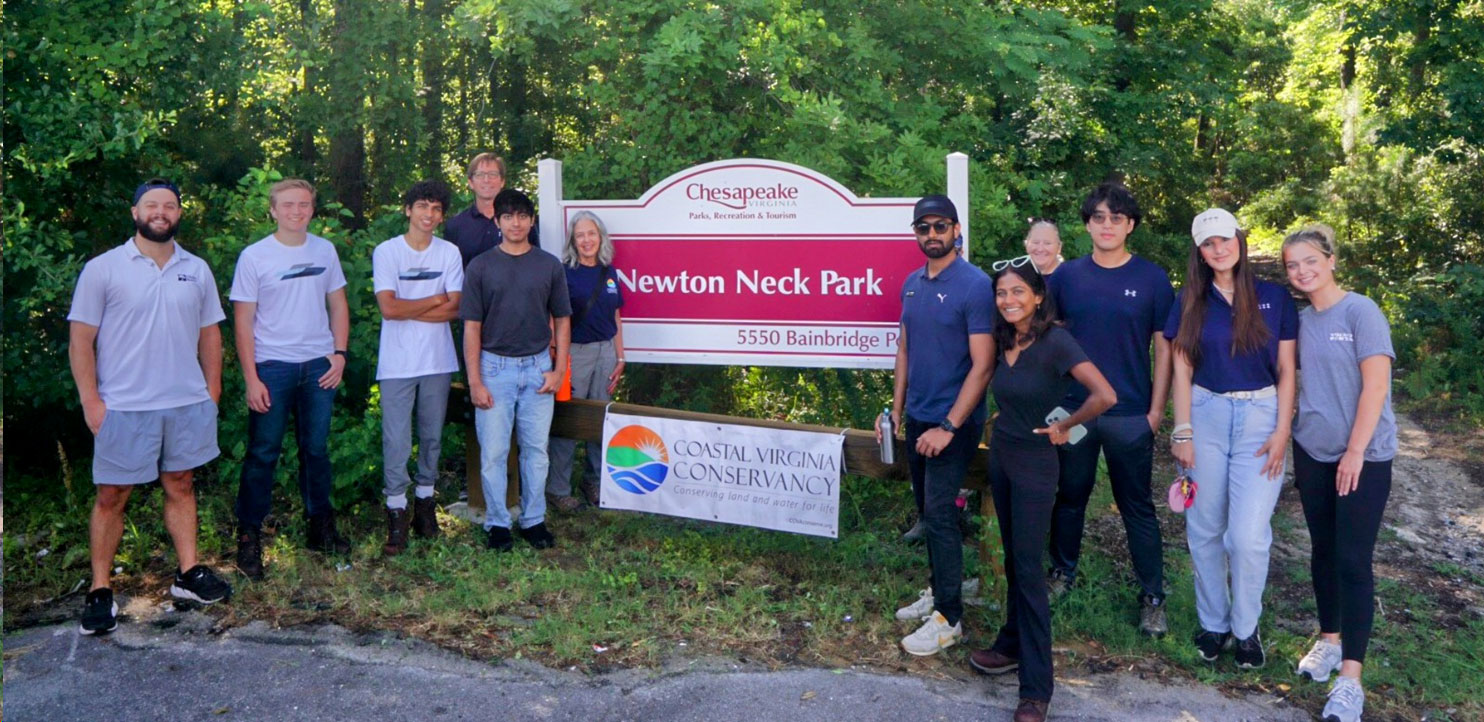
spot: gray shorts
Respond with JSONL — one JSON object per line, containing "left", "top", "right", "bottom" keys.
{"left": 93, "top": 399, "right": 220, "bottom": 485}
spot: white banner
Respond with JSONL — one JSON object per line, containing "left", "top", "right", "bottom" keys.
{"left": 599, "top": 412, "right": 844, "bottom": 538}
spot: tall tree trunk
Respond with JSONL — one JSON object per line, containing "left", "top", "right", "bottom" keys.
{"left": 296, "top": 0, "right": 319, "bottom": 170}
{"left": 1113, "top": 1, "right": 1137, "bottom": 93}
{"left": 421, "top": 0, "right": 448, "bottom": 177}
{"left": 328, "top": 0, "right": 367, "bottom": 228}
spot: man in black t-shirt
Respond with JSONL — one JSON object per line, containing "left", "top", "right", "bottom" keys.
{"left": 459, "top": 189, "right": 571, "bottom": 552}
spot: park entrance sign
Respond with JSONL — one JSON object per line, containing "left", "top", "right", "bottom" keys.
{"left": 538, "top": 155, "right": 969, "bottom": 369}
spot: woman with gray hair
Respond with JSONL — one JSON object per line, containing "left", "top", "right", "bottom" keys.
{"left": 546, "top": 211, "right": 625, "bottom": 511}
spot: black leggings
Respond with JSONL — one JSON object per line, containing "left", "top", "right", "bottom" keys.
{"left": 987, "top": 436, "right": 1059, "bottom": 703}
{"left": 1293, "top": 441, "right": 1392, "bottom": 664}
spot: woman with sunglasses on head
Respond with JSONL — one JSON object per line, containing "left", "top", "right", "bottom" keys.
{"left": 1283, "top": 225, "right": 1394, "bottom": 722}
{"left": 545, "top": 211, "right": 626, "bottom": 511}
{"left": 1023, "top": 219, "right": 1064, "bottom": 276}
{"left": 968, "top": 255, "right": 1116, "bottom": 722}
{"left": 1166, "top": 209, "right": 1298, "bottom": 670}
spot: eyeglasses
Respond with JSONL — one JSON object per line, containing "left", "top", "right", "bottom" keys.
{"left": 912, "top": 220, "right": 953, "bottom": 235}
{"left": 992, "top": 255, "right": 1041, "bottom": 273}
{"left": 471, "top": 171, "right": 503, "bottom": 180}
{"left": 1089, "top": 212, "right": 1128, "bottom": 225}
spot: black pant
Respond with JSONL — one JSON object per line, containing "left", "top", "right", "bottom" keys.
{"left": 988, "top": 436, "right": 1058, "bottom": 703}
{"left": 1294, "top": 441, "right": 1392, "bottom": 664}
{"left": 1049, "top": 413, "right": 1165, "bottom": 599}
{"left": 905, "top": 417, "right": 982, "bottom": 626}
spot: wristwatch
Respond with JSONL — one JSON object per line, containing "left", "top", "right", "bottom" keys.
{"left": 334, "top": 349, "right": 348, "bottom": 360}
{"left": 939, "top": 418, "right": 958, "bottom": 434}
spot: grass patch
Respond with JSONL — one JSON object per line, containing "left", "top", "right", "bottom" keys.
{"left": 4, "top": 460, "right": 1482, "bottom": 720}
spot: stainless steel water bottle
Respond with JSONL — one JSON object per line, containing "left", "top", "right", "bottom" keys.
{"left": 878, "top": 407, "right": 895, "bottom": 464}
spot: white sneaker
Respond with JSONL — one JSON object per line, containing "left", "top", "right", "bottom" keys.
{"left": 1297, "top": 639, "right": 1343, "bottom": 682}
{"left": 1321, "top": 676, "right": 1364, "bottom": 722}
{"left": 895, "top": 588, "right": 934, "bottom": 620}
{"left": 901, "top": 611, "right": 962, "bottom": 656}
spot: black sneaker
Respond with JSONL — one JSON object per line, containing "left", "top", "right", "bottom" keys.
{"left": 1194, "top": 629, "right": 1232, "bottom": 662}
{"left": 1234, "top": 632, "right": 1266, "bottom": 669}
{"left": 486, "top": 526, "right": 514, "bottom": 552}
{"left": 306, "top": 512, "right": 351, "bottom": 555}
{"left": 170, "top": 565, "right": 233, "bottom": 605}
{"left": 519, "top": 522, "right": 556, "bottom": 549}
{"left": 80, "top": 588, "right": 118, "bottom": 635}
{"left": 236, "top": 525, "right": 265, "bottom": 581}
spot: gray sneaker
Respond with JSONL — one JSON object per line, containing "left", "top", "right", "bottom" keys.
{"left": 1046, "top": 569, "right": 1072, "bottom": 601}
{"left": 902, "top": 519, "right": 925, "bottom": 542}
{"left": 1321, "top": 675, "right": 1364, "bottom": 722}
{"left": 1138, "top": 595, "right": 1168, "bottom": 637}
{"left": 1297, "top": 639, "right": 1343, "bottom": 682}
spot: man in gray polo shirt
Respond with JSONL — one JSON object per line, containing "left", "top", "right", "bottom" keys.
{"left": 68, "top": 179, "right": 234, "bottom": 636}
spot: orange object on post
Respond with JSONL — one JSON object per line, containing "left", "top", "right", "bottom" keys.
{"left": 556, "top": 357, "right": 572, "bottom": 400}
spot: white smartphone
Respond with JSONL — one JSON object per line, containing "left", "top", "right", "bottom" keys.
{"left": 1044, "top": 406, "right": 1087, "bottom": 445}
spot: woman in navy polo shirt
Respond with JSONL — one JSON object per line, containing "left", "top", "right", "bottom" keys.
{"left": 545, "top": 211, "right": 625, "bottom": 511}
{"left": 1166, "top": 208, "right": 1297, "bottom": 670}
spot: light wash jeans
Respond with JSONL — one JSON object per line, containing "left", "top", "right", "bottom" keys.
{"left": 1185, "top": 385, "right": 1283, "bottom": 640}
{"left": 474, "top": 351, "right": 554, "bottom": 531}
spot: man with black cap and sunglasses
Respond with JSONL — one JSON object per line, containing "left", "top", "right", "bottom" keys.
{"left": 68, "top": 179, "right": 234, "bottom": 636}
{"left": 880, "top": 194, "right": 994, "bottom": 656}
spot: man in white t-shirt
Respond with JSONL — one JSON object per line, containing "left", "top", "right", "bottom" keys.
{"left": 372, "top": 180, "right": 463, "bottom": 555}
{"left": 229, "top": 179, "right": 351, "bottom": 579}
{"left": 68, "top": 179, "right": 234, "bottom": 635}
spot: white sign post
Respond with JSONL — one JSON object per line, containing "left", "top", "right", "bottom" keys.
{"left": 538, "top": 155, "right": 970, "bottom": 369}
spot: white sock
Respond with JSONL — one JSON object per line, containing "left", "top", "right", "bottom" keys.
{"left": 386, "top": 494, "right": 408, "bottom": 510}
{"left": 414, "top": 485, "right": 435, "bottom": 500}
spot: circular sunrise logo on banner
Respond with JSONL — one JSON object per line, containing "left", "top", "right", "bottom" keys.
{"left": 605, "top": 425, "right": 670, "bottom": 494}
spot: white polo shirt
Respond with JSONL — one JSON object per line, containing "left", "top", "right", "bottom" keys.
{"left": 67, "top": 238, "right": 226, "bottom": 411}
{"left": 229, "top": 233, "right": 348, "bottom": 363}
{"left": 372, "top": 235, "right": 464, "bottom": 380}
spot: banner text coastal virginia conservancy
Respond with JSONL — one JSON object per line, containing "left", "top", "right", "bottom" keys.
{"left": 598, "top": 412, "right": 845, "bottom": 538}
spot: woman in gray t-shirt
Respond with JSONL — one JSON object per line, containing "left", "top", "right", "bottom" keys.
{"left": 1283, "top": 225, "right": 1396, "bottom": 722}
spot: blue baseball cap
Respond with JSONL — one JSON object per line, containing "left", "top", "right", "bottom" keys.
{"left": 912, "top": 194, "right": 958, "bottom": 224}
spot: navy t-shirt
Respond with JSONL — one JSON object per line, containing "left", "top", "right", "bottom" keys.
{"left": 899, "top": 256, "right": 995, "bottom": 427}
{"left": 444, "top": 204, "right": 542, "bottom": 268}
{"left": 566, "top": 264, "right": 624, "bottom": 344}
{"left": 1047, "top": 255, "right": 1175, "bottom": 416}
{"left": 990, "top": 327, "right": 1089, "bottom": 445}
{"left": 1162, "top": 279, "right": 1298, "bottom": 392}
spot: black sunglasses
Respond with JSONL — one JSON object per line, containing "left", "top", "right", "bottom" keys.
{"left": 912, "top": 220, "right": 953, "bottom": 234}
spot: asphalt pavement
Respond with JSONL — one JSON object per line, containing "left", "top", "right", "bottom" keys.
{"left": 3, "top": 602, "right": 1306, "bottom": 722}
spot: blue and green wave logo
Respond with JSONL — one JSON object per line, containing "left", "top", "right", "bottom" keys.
{"left": 605, "top": 425, "right": 669, "bottom": 494}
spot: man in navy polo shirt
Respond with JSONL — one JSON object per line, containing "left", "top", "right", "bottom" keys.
{"left": 1045, "top": 182, "right": 1174, "bottom": 637}
{"left": 882, "top": 194, "right": 994, "bottom": 656}
{"left": 445, "top": 153, "right": 506, "bottom": 268}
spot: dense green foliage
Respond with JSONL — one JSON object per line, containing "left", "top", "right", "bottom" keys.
{"left": 5, "top": 0, "right": 1482, "bottom": 487}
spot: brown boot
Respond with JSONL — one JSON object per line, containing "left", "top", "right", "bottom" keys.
{"left": 1013, "top": 698, "right": 1049, "bottom": 722}
{"left": 411, "top": 496, "right": 441, "bottom": 539}
{"left": 383, "top": 508, "right": 411, "bottom": 556}
{"left": 581, "top": 478, "right": 601, "bottom": 506}
{"left": 235, "top": 525, "right": 264, "bottom": 580}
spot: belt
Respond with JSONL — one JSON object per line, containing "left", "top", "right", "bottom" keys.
{"left": 1195, "top": 384, "right": 1277, "bottom": 400}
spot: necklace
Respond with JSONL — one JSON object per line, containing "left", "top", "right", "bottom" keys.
{"left": 1213, "top": 282, "right": 1234, "bottom": 295}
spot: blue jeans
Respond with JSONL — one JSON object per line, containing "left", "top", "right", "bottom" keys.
{"left": 1185, "top": 385, "right": 1282, "bottom": 640}
{"left": 474, "top": 351, "right": 554, "bottom": 530}
{"left": 237, "top": 358, "right": 337, "bottom": 527}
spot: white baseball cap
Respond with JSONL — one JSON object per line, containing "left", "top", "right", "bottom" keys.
{"left": 1190, "top": 208, "right": 1240, "bottom": 245}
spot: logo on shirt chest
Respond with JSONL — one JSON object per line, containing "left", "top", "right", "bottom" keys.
{"left": 280, "top": 264, "right": 327, "bottom": 280}
{"left": 1259, "top": 302, "right": 1272, "bottom": 310}
{"left": 605, "top": 278, "right": 619, "bottom": 294}
{"left": 399, "top": 267, "right": 443, "bottom": 281}
{"left": 1124, "top": 289, "right": 1138, "bottom": 297}
{"left": 176, "top": 273, "right": 198, "bottom": 283}
{"left": 936, "top": 293, "right": 948, "bottom": 303}
{"left": 1329, "top": 332, "right": 1354, "bottom": 342}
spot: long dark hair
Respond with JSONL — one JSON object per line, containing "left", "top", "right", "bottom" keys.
{"left": 1173, "top": 229, "right": 1269, "bottom": 368}
{"left": 991, "top": 265, "right": 1058, "bottom": 352}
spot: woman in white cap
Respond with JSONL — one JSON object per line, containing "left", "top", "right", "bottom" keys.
{"left": 1164, "top": 208, "right": 1297, "bottom": 670}
{"left": 1022, "top": 219, "right": 1064, "bottom": 276}
{"left": 1283, "top": 224, "right": 1395, "bottom": 722}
